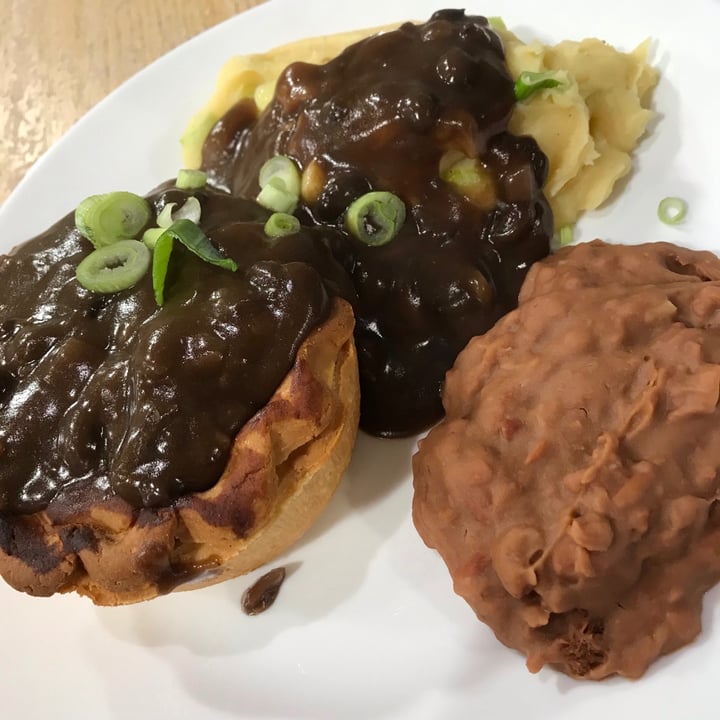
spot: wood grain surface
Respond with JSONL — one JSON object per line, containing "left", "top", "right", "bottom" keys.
{"left": 0, "top": 0, "right": 266, "bottom": 205}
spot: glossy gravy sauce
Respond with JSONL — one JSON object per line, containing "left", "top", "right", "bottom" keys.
{"left": 203, "top": 10, "right": 552, "bottom": 435}
{"left": 0, "top": 10, "right": 551, "bottom": 516}
{"left": 0, "top": 186, "right": 352, "bottom": 513}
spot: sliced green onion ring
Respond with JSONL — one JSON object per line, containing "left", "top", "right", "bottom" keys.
{"left": 176, "top": 169, "right": 207, "bottom": 190}
{"left": 514, "top": 70, "right": 565, "bottom": 102}
{"left": 441, "top": 156, "right": 493, "bottom": 189}
{"left": 156, "top": 203, "right": 176, "bottom": 228}
{"left": 551, "top": 224, "right": 574, "bottom": 251}
{"left": 174, "top": 196, "right": 202, "bottom": 223}
{"left": 254, "top": 81, "right": 275, "bottom": 110}
{"left": 558, "top": 225, "right": 574, "bottom": 246}
{"left": 256, "top": 155, "right": 301, "bottom": 213}
{"left": 442, "top": 157, "right": 483, "bottom": 186}
{"left": 142, "top": 227, "right": 165, "bottom": 250}
{"left": 345, "top": 191, "right": 406, "bottom": 247}
{"left": 258, "top": 156, "right": 301, "bottom": 197}
{"left": 75, "top": 192, "right": 152, "bottom": 248}
{"left": 658, "top": 196, "right": 688, "bottom": 225}
{"left": 157, "top": 197, "right": 202, "bottom": 229}
{"left": 152, "top": 219, "right": 238, "bottom": 305}
{"left": 256, "top": 178, "right": 298, "bottom": 214}
{"left": 152, "top": 232, "right": 175, "bottom": 306}
{"left": 488, "top": 16, "right": 507, "bottom": 31}
{"left": 440, "top": 154, "right": 496, "bottom": 206}
{"left": 264, "top": 212, "right": 301, "bottom": 238}
{"left": 76, "top": 239, "right": 151, "bottom": 293}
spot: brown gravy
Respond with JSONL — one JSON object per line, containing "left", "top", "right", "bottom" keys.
{"left": 203, "top": 10, "right": 552, "bottom": 435}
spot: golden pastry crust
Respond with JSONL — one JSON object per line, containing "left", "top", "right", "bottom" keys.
{"left": 0, "top": 298, "right": 358, "bottom": 605}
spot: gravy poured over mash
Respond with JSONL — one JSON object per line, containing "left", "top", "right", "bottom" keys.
{"left": 196, "top": 11, "right": 554, "bottom": 436}
{"left": 0, "top": 11, "right": 553, "bottom": 601}
{"left": 183, "top": 22, "right": 657, "bottom": 228}
{"left": 0, "top": 11, "right": 658, "bottom": 612}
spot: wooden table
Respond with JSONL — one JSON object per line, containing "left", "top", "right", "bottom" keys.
{"left": 0, "top": 0, "right": 266, "bottom": 205}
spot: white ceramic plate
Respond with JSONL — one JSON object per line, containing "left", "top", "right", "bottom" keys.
{"left": 2, "top": 1, "right": 719, "bottom": 718}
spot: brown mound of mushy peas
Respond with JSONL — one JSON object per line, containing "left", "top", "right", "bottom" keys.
{"left": 414, "top": 240, "right": 720, "bottom": 679}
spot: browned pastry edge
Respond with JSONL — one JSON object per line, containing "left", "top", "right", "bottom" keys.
{"left": 0, "top": 298, "right": 359, "bottom": 605}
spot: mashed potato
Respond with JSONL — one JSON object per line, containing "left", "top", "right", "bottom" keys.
{"left": 499, "top": 29, "right": 657, "bottom": 226}
{"left": 182, "top": 21, "right": 657, "bottom": 228}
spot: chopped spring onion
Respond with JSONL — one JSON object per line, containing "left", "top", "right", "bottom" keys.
{"left": 157, "top": 196, "right": 202, "bottom": 228}
{"left": 658, "top": 196, "right": 687, "bottom": 225}
{"left": 254, "top": 81, "right": 276, "bottom": 111}
{"left": 257, "top": 179, "right": 298, "bottom": 214}
{"left": 75, "top": 192, "right": 152, "bottom": 249}
{"left": 558, "top": 225, "right": 574, "bottom": 246}
{"left": 442, "top": 157, "right": 483, "bottom": 186}
{"left": 156, "top": 203, "right": 175, "bottom": 229}
{"left": 514, "top": 70, "right": 565, "bottom": 102}
{"left": 345, "top": 191, "right": 406, "bottom": 247}
{"left": 259, "top": 156, "right": 301, "bottom": 197}
{"left": 488, "top": 16, "right": 507, "bottom": 31}
{"left": 176, "top": 169, "right": 207, "bottom": 190}
{"left": 264, "top": 212, "right": 300, "bottom": 238}
{"left": 142, "top": 227, "right": 165, "bottom": 250}
{"left": 152, "top": 232, "right": 174, "bottom": 306}
{"left": 551, "top": 224, "right": 574, "bottom": 251}
{"left": 151, "top": 219, "right": 238, "bottom": 305}
{"left": 152, "top": 230, "right": 174, "bottom": 306}
{"left": 257, "top": 155, "right": 301, "bottom": 213}
{"left": 440, "top": 155, "right": 495, "bottom": 205}
{"left": 76, "top": 240, "right": 151, "bottom": 293}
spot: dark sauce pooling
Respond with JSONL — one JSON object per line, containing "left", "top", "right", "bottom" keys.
{"left": 0, "top": 9, "right": 552, "bottom": 517}
{"left": 242, "top": 566, "right": 286, "bottom": 615}
{"left": 203, "top": 10, "right": 552, "bottom": 436}
{"left": 0, "top": 185, "right": 353, "bottom": 514}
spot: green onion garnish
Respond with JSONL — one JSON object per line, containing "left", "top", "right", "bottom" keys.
{"left": 345, "top": 191, "right": 406, "bottom": 247}
{"left": 75, "top": 192, "right": 152, "bottom": 248}
{"left": 76, "top": 239, "right": 151, "bottom": 293}
{"left": 176, "top": 169, "right": 207, "bottom": 190}
{"left": 439, "top": 153, "right": 496, "bottom": 206}
{"left": 151, "top": 219, "right": 238, "bottom": 305}
{"left": 157, "top": 197, "right": 202, "bottom": 228}
{"left": 257, "top": 179, "right": 298, "bottom": 214}
{"left": 441, "top": 155, "right": 495, "bottom": 199}
{"left": 442, "top": 157, "right": 482, "bottom": 186}
{"left": 558, "top": 225, "right": 574, "bottom": 246}
{"left": 514, "top": 70, "right": 565, "bottom": 102}
{"left": 142, "top": 227, "right": 165, "bottom": 250}
{"left": 551, "top": 224, "right": 574, "bottom": 251}
{"left": 256, "top": 155, "right": 301, "bottom": 213}
{"left": 152, "top": 232, "right": 174, "bottom": 306}
{"left": 658, "top": 196, "right": 688, "bottom": 225}
{"left": 156, "top": 203, "right": 176, "bottom": 229}
{"left": 488, "top": 16, "right": 506, "bottom": 31}
{"left": 264, "top": 212, "right": 300, "bottom": 238}
{"left": 259, "top": 156, "right": 301, "bottom": 196}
